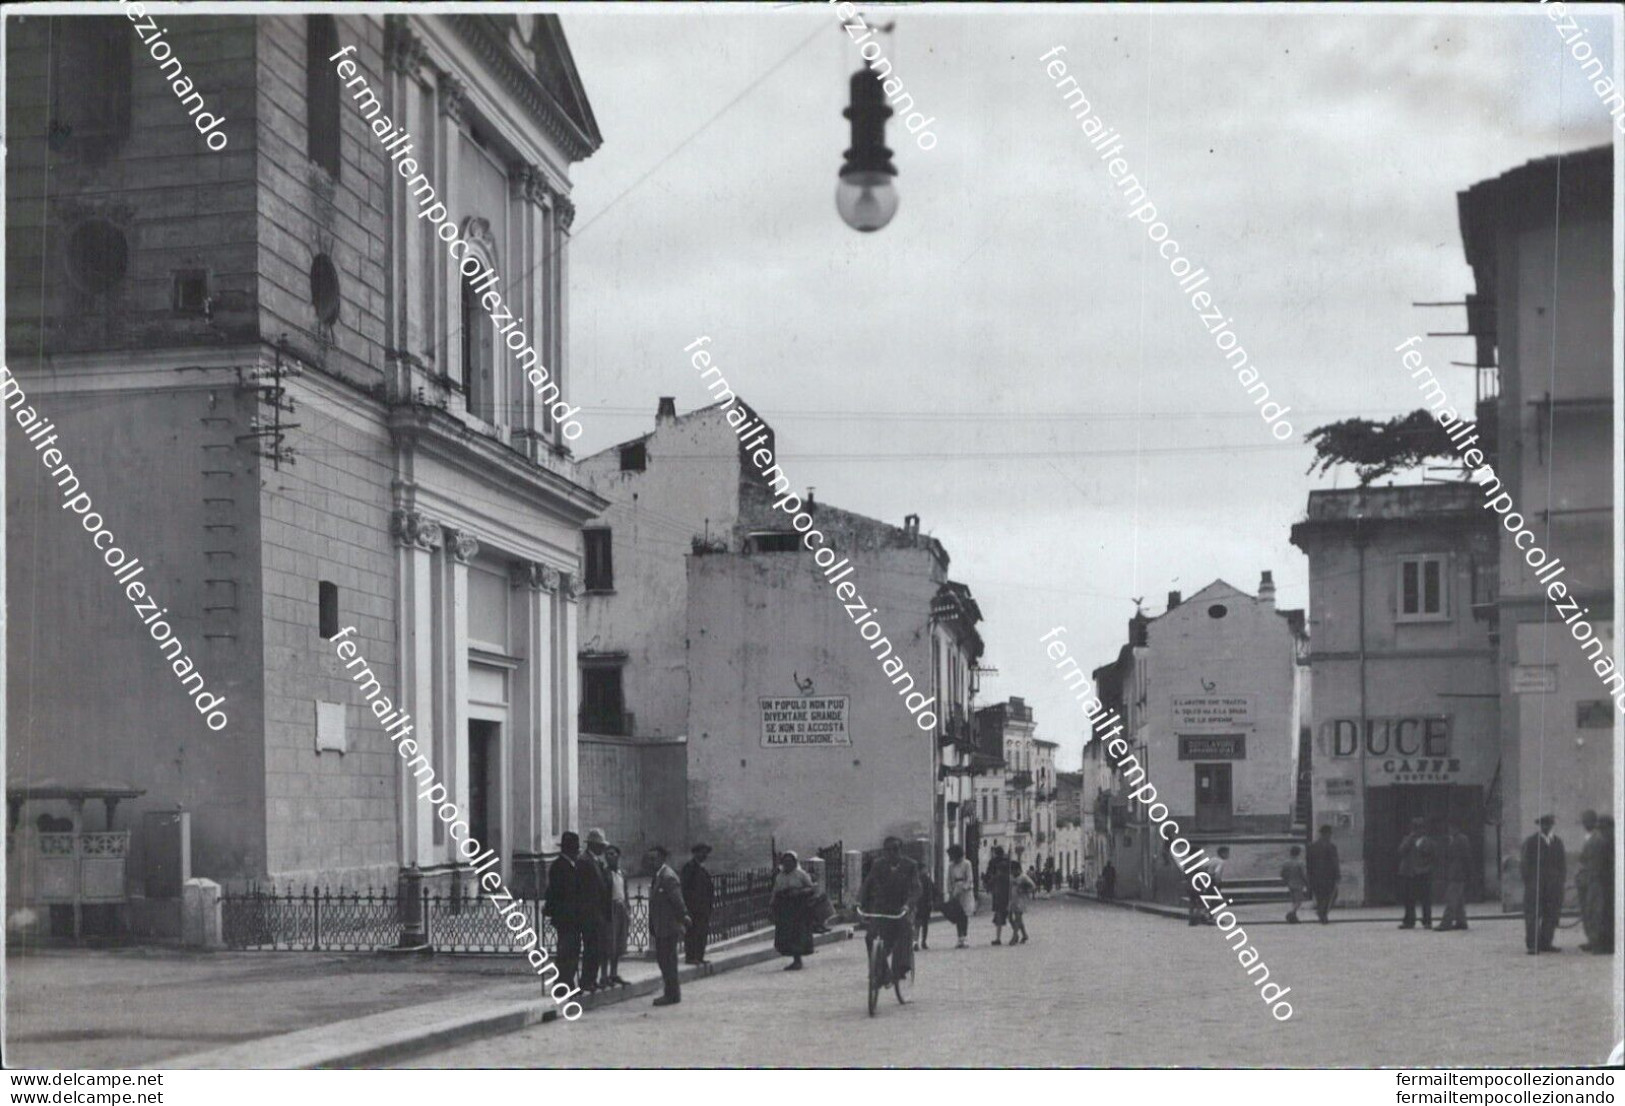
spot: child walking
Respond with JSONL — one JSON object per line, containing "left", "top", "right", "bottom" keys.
{"left": 1281, "top": 845, "right": 1309, "bottom": 923}
{"left": 1009, "top": 864, "right": 1036, "bottom": 944}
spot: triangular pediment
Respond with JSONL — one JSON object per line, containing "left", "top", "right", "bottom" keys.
{"left": 532, "top": 15, "right": 602, "bottom": 150}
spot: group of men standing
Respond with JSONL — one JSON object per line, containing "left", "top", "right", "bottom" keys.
{"left": 544, "top": 836, "right": 717, "bottom": 1008}
{"left": 1394, "top": 817, "right": 1474, "bottom": 931}
{"left": 1521, "top": 811, "right": 1615, "bottom": 956}
{"left": 541, "top": 828, "right": 631, "bottom": 995}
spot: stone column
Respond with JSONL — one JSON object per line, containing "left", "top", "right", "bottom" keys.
{"left": 436, "top": 71, "right": 467, "bottom": 385}
{"left": 434, "top": 527, "right": 477, "bottom": 865}
{"left": 554, "top": 191, "right": 575, "bottom": 443}
{"left": 524, "top": 165, "right": 550, "bottom": 455}
{"left": 385, "top": 18, "right": 430, "bottom": 371}
{"left": 555, "top": 570, "right": 581, "bottom": 834}
{"left": 509, "top": 562, "right": 556, "bottom": 855}
{"left": 393, "top": 510, "right": 442, "bottom": 867}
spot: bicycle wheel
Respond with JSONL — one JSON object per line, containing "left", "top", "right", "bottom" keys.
{"left": 867, "top": 937, "right": 883, "bottom": 1016}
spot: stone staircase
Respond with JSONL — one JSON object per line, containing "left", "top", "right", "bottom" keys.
{"left": 1219, "top": 876, "right": 1294, "bottom": 905}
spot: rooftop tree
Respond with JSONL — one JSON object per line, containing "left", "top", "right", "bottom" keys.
{"left": 1303, "top": 409, "right": 1487, "bottom": 486}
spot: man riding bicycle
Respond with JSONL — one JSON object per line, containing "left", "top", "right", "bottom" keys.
{"left": 858, "top": 836, "right": 921, "bottom": 984}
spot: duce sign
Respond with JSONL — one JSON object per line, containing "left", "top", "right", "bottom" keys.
{"left": 760, "top": 696, "right": 851, "bottom": 747}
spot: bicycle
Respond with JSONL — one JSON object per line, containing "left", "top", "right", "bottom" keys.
{"left": 855, "top": 907, "right": 914, "bottom": 1015}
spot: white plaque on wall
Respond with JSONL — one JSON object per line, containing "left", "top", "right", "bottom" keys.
{"left": 316, "top": 700, "right": 347, "bottom": 754}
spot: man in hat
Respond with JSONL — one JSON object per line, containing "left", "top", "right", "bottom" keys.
{"left": 582, "top": 828, "right": 614, "bottom": 990}
{"left": 681, "top": 843, "right": 715, "bottom": 965}
{"left": 544, "top": 831, "right": 603, "bottom": 990}
{"left": 1520, "top": 814, "right": 1566, "bottom": 953}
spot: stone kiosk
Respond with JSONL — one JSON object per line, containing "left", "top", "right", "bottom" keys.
{"left": 6, "top": 780, "right": 144, "bottom": 940}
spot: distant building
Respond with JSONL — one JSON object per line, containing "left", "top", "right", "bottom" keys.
{"left": 577, "top": 399, "right": 987, "bottom": 874}
{"left": 1457, "top": 147, "right": 1615, "bottom": 906}
{"left": 1090, "top": 577, "right": 1308, "bottom": 904}
{"left": 1290, "top": 484, "right": 1500, "bottom": 905}
{"left": 972, "top": 698, "right": 1035, "bottom": 866}
{"left": 1032, "top": 738, "right": 1059, "bottom": 872}
{"left": 1053, "top": 769, "right": 1085, "bottom": 883}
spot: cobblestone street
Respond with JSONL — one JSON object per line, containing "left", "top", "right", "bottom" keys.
{"left": 402, "top": 898, "right": 1619, "bottom": 1068}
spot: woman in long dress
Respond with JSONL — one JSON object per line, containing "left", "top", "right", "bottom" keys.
{"left": 945, "top": 844, "right": 975, "bottom": 949}
{"left": 770, "top": 851, "right": 816, "bottom": 971}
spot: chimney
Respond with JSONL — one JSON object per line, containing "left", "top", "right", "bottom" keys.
{"left": 656, "top": 396, "right": 677, "bottom": 423}
{"left": 1259, "top": 570, "right": 1276, "bottom": 607}
{"left": 903, "top": 513, "right": 920, "bottom": 543}
{"left": 806, "top": 487, "right": 816, "bottom": 509}
{"left": 1167, "top": 590, "right": 1181, "bottom": 611}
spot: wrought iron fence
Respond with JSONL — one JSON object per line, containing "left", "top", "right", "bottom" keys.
{"left": 816, "top": 840, "right": 845, "bottom": 905}
{"left": 221, "top": 867, "right": 779, "bottom": 955}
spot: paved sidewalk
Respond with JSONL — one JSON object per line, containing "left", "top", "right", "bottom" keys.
{"left": 1068, "top": 889, "right": 1530, "bottom": 926}
{"left": 5, "top": 926, "right": 850, "bottom": 1069}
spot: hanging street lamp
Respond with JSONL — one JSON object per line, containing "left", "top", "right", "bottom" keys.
{"left": 836, "top": 67, "right": 898, "bottom": 233}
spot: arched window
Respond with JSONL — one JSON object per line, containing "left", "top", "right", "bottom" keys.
{"left": 455, "top": 221, "right": 502, "bottom": 424}
{"left": 460, "top": 273, "right": 495, "bottom": 422}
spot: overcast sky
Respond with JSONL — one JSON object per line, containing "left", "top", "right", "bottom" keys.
{"left": 557, "top": 2, "right": 1618, "bottom": 767}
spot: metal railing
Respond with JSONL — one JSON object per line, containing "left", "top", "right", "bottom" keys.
{"left": 221, "top": 866, "right": 779, "bottom": 955}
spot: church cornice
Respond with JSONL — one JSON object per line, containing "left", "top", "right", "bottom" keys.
{"left": 444, "top": 14, "right": 601, "bottom": 164}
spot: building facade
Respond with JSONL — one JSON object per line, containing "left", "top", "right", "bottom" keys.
{"left": 1031, "top": 738, "right": 1059, "bottom": 871}
{"left": 578, "top": 399, "right": 985, "bottom": 873}
{"left": 1090, "top": 577, "right": 1308, "bottom": 903}
{"left": 1457, "top": 148, "right": 1616, "bottom": 906}
{"left": 5, "top": 13, "right": 603, "bottom": 898}
{"left": 973, "top": 698, "right": 1041, "bottom": 868}
{"left": 1291, "top": 485, "right": 1501, "bottom": 905}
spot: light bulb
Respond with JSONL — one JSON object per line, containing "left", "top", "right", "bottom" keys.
{"left": 836, "top": 171, "right": 899, "bottom": 233}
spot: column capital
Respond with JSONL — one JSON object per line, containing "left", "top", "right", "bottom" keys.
{"left": 558, "top": 570, "right": 581, "bottom": 601}
{"left": 446, "top": 528, "right": 480, "bottom": 564}
{"left": 393, "top": 509, "right": 443, "bottom": 550}
{"left": 439, "top": 72, "right": 468, "bottom": 125}
{"left": 555, "top": 192, "right": 577, "bottom": 232}
{"left": 385, "top": 16, "right": 428, "bottom": 78}
{"left": 518, "top": 164, "right": 551, "bottom": 208}
{"left": 508, "top": 561, "right": 558, "bottom": 592}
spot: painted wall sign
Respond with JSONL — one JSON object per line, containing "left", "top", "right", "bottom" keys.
{"left": 1322, "top": 716, "right": 1465, "bottom": 785}
{"left": 760, "top": 696, "right": 851, "bottom": 747}
{"left": 1171, "top": 695, "right": 1255, "bottom": 731}
{"left": 1325, "top": 716, "right": 1451, "bottom": 759}
{"left": 1369, "top": 756, "right": 1463, "bottom": 785}
{"left": 1177, "top": 734, "right": 1246, "bottom": 760}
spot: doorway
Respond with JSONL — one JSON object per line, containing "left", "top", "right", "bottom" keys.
{"left": 1363, "top": 784, "right": 1485, "bottom": 905}
{"left": 467, "top": 720, "right": 501, "bottom": 855}
{"left": 1194, "top": 763, "right": 1234, "bottom": 832}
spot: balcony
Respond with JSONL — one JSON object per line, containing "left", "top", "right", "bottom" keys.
{"left": 1008, "top": 770, "right": 1033, "bottom": 790}
{"left": 579, "top": 708, "right": 634, "bottom": 737}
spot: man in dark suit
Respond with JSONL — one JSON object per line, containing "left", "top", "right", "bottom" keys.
{"left": 1437, "top": 819, "right": 1473, "bottom": 931}
{"left": 543, "top": 831, "right": 603, "bottom": 990}
{"left": 1396, "top": 818, "right": 1436, "bottom": 929}
{"left": 1306, "top": 824, "right": 1341, "bottom": 924}
{"left": 680, "top": 843, "right": 715, "bottom": 965}
{"left": 1521, "top": 814, "right": 1566, "bottom": 953}
{"left": 581, "top": 828, "right": 614, "bottom": 991}
{"left": 648, "top": 845, "right": 690, "bottom": 1007}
